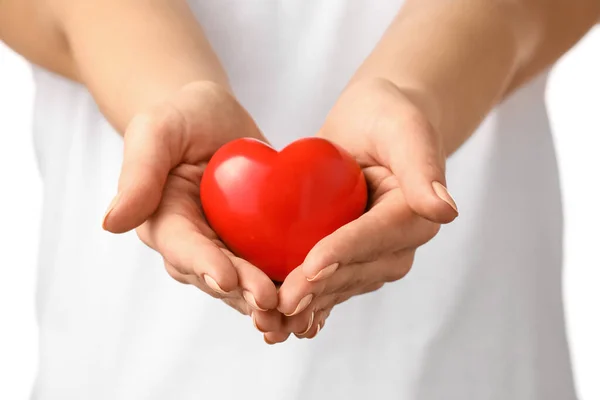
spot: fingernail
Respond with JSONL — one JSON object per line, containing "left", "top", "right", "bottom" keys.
{"left": 243, "top": 290, "right": 267, "bottom": 311}
{"left": 252, "top": 312, "right": 266, "bottom": 333}
{"left": 307, "top": 263, "right": 339, "bottom": 282}
{"left": 102, "top": 193, "right": 122, "bottom": 230}
{"left": 285, "top": 294, "right": 313, "bottom": 317}
{"left": 432, "top": 181, "right": 458, "bottom": 213}
{"left": 264, "top": 335, "right": 275, "bottom": 345}
{"left": 203, "top": 274, "right": 229, "bottom": 295}
{"left": 308, "top": 323, "right": 322, "bottom": 339}
{"left": 296, "top": 311, "right": 315, "bottom": 336}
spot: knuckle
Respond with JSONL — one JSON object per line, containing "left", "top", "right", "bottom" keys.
{"left": 331, "top": 293, "right": 346, "bottom": 307}
{"left": 354, "top": 272, "right": 370, "bottom": 290}
{"left": 334, "top": 278, "right": 357, "bottom": 294}
{"left": 341, "top": 269, "right": 372, "bottom": 294}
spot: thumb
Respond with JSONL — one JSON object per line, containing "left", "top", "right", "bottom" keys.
{"left": 102, "top": 111, "right": 182, "bottom": 233}
{"left": 383, "top": 118, "right": 458, "bottom": 224}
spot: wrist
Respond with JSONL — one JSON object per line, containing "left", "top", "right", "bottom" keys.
{"left": 53, "top": 0, "right": 231, "bottom": 133}
{"left": 351, "top": 2, "right": 522, "bottom": 155}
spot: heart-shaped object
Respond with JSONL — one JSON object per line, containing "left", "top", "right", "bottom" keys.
{"left": 200, "top": 137, "right": 367, "bottom": 282}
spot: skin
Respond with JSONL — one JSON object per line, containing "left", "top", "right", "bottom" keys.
{"left": 1, "top": 0, "right": 282, "bottom": 322}
{"left": 1, "top": 0, "right": 599, "bottom": 344}
{"left": 264, "top": 1, "right": 600, "bottom": 343}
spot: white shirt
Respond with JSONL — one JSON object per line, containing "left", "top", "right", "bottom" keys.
{"left": 30, "top": 1, "right": 576, "bottom": 399}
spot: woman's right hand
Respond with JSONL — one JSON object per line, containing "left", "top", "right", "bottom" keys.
{"left": 101, "top": 81, "right": 282, "bottom": 330}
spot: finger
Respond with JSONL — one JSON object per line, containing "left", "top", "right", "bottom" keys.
{"left": 277, "top": 262, "right": 361, "bottom": 317}
{"left": 252, "top": 310, "right": 284, "bottom": 333}
{"left": 263, "top": 331, "right": 291, "bottom": 345}
{"left": 290, "top": 281, "right": 384, "bottom": 338}
{"left": 103, "top": 108, "right": 184, "bottom": 233}
{"left": 221, "top": 297, "right": 253, "bottom": 316}
{"left": 281, "top": 294, "right": 338, "bottom": 335}
{"left": 314, "top": 308, "right": 333, "bottom": 337}
{"left": 229, "top": 255, "right": 278, "bottom": 311}
{"left": 277, "top": 265, "right": 317, "bottom": 316}
{"left": 283, "top": 281, "right": 385, "bottom": 337}
{"left": 380, "top": 104, "right": 458, "bottom": 223}
{"left": 301, "top": 193, "right": 437, "bottom": 281}
{"left": 298, "top": 309, "right": 329, "bottom": 340}
{"left": 165, "top": 261, "right": 242, "bottom": 302}
{"left": 286, "top": 308, "right": 316, "bottom": 336}
{"left": 165, "top": 261, "right": 255, "bottom": 317}
{"left": 139, "top": 210, "right": 238, "bottom": 293}
{"left": 313, "top": 252, "right": 414, "bottom": 296}
{"left": 102, "top": 81, "right": 268, "bottom": 234}
{"left": 164, "top": 261, "right": 192, "bottom": 286}
{"left": 280, "top": 253, "right": 411, "bottom": 316}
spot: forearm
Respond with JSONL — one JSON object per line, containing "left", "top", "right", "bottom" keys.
{"left": 0, "top": 0, "right": 75, "bottom": 78}
{"left": 355, "top": 0, "right": 600, "bottom": 155}
{"left": 54, "top": 0, "right": 229, "bottom": 132}
{"left": 1, "top": 0, "right": 227, "bottom": 133}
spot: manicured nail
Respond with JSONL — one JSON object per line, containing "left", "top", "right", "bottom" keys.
{"left": 203, "top": 274, "right": 229, "bottom": 295}
{"left": 102, "top": 193, "right": 122, "bottom": 230}
{"left": 308, "top": 323, "right": 321, "bottom": 339}
{"left": 243, "top": 290, "right": 267, "bottom": 311}
{"left": 307, "top": 263, "right": 339, "bottom": 282}
{"left": 264, "top": 335, "right": 275, "bottom": 345}
{"left": 252, "top": 312, "right": 266, "bottom": 333}
{"left": 296, "top": 311, "right": 315, "bottom": 337}
{"left": 285, "top": 294, "right": 313, "bottom": 316}
{"left": 432, "top": 181, "right": 458, "bottom": 213}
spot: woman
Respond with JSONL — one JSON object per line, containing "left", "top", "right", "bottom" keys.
{"left": 1, "top": 0, "right": 598, "bottom": 399}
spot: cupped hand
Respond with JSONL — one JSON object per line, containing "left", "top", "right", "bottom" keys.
{"left": 264, "top": 78, "right": 459, "bottom": 344}
{"left": 101, "top": 81, "right": 281, "bottom": 328}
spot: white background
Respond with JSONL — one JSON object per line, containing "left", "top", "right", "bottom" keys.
{"left": 0, "top": 28, "right": 599, "bottom": 399}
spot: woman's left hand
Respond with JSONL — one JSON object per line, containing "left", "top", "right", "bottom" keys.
{"left": 258, "top": 78, "right": 459, "bottom": 344}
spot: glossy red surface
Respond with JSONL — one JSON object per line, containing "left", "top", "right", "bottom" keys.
{"left": 200, "top": 137, "right": 367, "bottom": 282}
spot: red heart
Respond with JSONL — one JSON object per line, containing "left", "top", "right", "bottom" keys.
{"left": 200, "top": 137, "right": 367, "bottom": 282}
